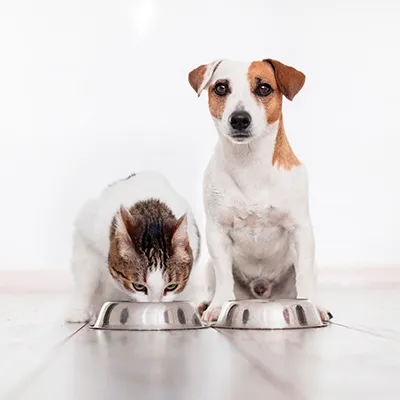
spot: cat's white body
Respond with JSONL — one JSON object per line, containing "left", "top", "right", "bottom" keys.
{"left": 66, "top": 171, "right": 208, "bottom": 323}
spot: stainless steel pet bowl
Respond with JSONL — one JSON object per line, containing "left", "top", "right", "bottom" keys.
{"left": 91, "top": 301, "right": 207, "bottom": 331}
{"left": 214, "top": 299, "right": 326, "bottom": 330}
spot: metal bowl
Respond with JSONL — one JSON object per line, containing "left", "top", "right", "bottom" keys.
{"left": 91, "top": 301, "right": 207, "bottom": 331}
{"left": 214, "top": 299, "right": 327, "bottom": 330}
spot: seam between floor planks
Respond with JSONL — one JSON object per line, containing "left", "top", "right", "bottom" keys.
{"left": 3, "top": 323, "right": 87, "bottom": 400}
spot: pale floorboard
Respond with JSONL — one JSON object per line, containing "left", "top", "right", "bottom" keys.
{"left": 2, "top": 284, "right": 400, "bottom": 400}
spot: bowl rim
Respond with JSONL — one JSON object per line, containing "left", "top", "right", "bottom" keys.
{"left": 213, "top": 298, "right": 326, "bottom": 330}
{"left": 98, "top": 300, "right": 200, "bottom": 306}
{"left": 91, "top": 300, "right": 207, "bottom": 331}
{"left": 89, "top": 325, "right": 210, "bottom": 331}
{"left": 212, "top": 322, "right": 329, "bottom": 330}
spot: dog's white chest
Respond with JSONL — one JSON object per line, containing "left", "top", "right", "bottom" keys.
{"left": 212, "top": 179, "right": 297, "bottom": 274}
{"left": 218, "top": 195, "right": 269, "bottom": 232}
{"left": 220, "top": 194, "right": 281, "bottom": 238}
{"left": 205, "top": 153, "right": 305, "bottom": 282}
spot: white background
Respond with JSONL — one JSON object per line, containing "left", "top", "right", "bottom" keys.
{"left": 0, "top": 0, "right": 399, "bottom": 271}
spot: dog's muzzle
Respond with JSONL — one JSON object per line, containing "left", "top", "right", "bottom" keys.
{"left": 229, "top": 111, "right": 252, "bottom": 140}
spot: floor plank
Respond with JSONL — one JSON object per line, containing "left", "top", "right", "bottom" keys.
{"left": 3, "top": 285, "right": 400, "bottom": 400}
{"left": 11, "top": 328, "right": 286, "bottom": 400}
{"left": 321, "top": 285, "right": 400, "bottom": 342}
{"left": 0, "top": 294, "right": 85, "bottom": 399}
{"left": 218, "top": 324, "right": 400, "bottom": 400}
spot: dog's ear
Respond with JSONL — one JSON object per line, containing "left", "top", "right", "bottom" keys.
{"left": 188, "top": 60, "right": 223, "bottom": 97}
{"left": 264, "top": 59, "right": 305, "bottom": 101}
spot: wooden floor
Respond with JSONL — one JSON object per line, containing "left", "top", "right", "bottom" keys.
{"left": 1, "top": 284, "right": 400, "bottom": 400}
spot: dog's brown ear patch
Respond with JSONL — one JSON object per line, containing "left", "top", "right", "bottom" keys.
{"left": 188, "top": 60, "right": 223, "bottom": 97}
{"left": 265, "top": 59, "right": 305, "bottom": 101}
{"left": 188, "top": 65, "right": 207, "bottom": 96}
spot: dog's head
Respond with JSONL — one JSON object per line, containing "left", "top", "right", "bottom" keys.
{"left": 188, "top": 59, "right": 305, "bottom": 143}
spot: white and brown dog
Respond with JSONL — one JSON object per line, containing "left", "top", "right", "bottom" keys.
{"left": 188, "top": 58, "right": 331, "bottom": 322}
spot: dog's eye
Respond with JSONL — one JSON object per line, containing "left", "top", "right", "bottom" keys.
{"left": 133, "top": 283, "right": 146, "bottom": 292}
{"left": 165, "top": 283, "right": 178, "bottom": 292}
{"left": 214, "top": 83, "right": 229, "bottom": 96}
{"left": 255, "top": 83, "right": 273, "bottom": 97}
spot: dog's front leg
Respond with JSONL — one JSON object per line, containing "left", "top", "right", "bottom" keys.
{"left": 202, "top": 222, "right": 235, "bottom": 322}
{"left": 294, "top": 219, "right": 316, "bottom": 299}
{"left": 294, "top": 220, "right": 331, "bottom": 321}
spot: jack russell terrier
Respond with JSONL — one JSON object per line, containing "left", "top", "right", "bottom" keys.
{"left": 188, "top": 58, "right": 331, "bottom": 322}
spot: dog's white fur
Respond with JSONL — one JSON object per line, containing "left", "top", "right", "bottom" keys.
{"left": 193, "top": 60, "right": 328, "bottom": 321}
{"left": 66, "top": 171, "right": 209, "bottom": 323}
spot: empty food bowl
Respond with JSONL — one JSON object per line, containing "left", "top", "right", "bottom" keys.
{"left": 214, "top": 299, "right": 327, "bottom": 330}
{"left": 91, "top": 301, "right": 207, "bottom": 331}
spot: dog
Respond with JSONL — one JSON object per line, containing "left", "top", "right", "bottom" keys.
{"left": 188, "top": 58, "right": 331, "bottom": 322}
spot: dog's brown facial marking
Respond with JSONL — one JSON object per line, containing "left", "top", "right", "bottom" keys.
{"left": 208, "top": 79, "right": 231, "bottom": 119}
{"left": 272, "top": 119, "right": 301, "bottom": 170}
{"left": 247, "top": 61, "right": 282, "bottom": 125}
{"left": 248, "top": 60, "right": 303, "bottom": 170}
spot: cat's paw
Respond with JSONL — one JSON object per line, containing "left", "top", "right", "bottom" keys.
{"left": 65, "top": 306, "right": 91, "bottom": 323}
{"left": 201, "top": 302, "right": 222, "bottom": 323}
{"left": 318, "top": 306, "right": 333, "bottom": 322}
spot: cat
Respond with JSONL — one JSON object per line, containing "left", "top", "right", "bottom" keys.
{"left": 66, "top": 171, "right": 207, "bottom": 323}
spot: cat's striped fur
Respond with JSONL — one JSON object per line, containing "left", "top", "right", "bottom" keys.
{"left": 108, "top": 199, "right": 198, "bottom": 298}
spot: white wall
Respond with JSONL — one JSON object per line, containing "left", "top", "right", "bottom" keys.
{"left": 0, "top": 0, "right": 399, "bottom": 271}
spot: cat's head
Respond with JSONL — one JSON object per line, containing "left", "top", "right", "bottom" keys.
{"left": 108, "top": 206, "right": 193, "bottom": 302}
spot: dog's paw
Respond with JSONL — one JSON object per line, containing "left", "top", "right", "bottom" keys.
{"left": 318, "top": 307, "right": 333, "bottom": 322}
{"left": 197, "top": 301, "right": 210, "bottom": 316}
{"left": 65, "top": 306, "right": 91, "bottom": 323}
{"left": 201, "top": 302, "right": 222, "bottom": 323}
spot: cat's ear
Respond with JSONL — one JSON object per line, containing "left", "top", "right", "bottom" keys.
{"left": 115, "top": 206, "right": 140, "bottom": 259}
{"left": 172, "top": 214, "right": 189, "bottom": 247}
{"left": 116, "top": 206, "right": 135, "bottom": 237}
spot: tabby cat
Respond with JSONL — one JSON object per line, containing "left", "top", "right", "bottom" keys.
{"left": 66, "top": 171, "right": 204, "bottom": 323}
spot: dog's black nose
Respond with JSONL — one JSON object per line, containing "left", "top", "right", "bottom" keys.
{"left": 229, "top": 111, "right": 251, "bottom": 131}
